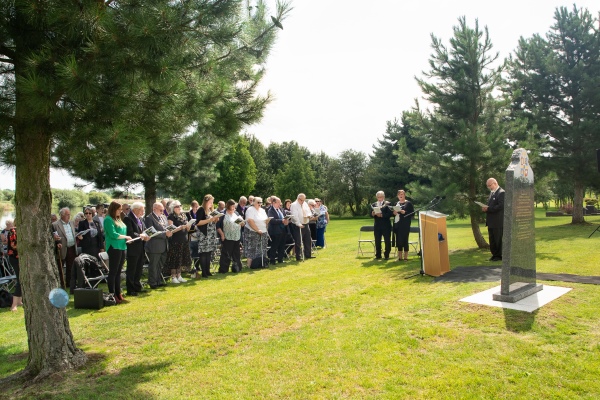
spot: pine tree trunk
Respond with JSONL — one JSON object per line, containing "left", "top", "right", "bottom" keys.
{"left": 571, "top": 180, "right": 585, "bottom": 224}
{"left": 13, "top": 118, "right": 87, "bottom": 380}
{"left": 144, "top": 178, "right": 157, "bottom": 212}
{"left": 468, "top": 175, "right": 488, "bottom": 248}
{"left": 470, "top": 210, "right": 489, "bottom": 248}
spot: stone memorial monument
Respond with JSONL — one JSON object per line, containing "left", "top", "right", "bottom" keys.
{"left": 493, "top": 148, "right": 543, "bottom": 302}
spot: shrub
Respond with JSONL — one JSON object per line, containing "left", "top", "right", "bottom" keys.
{"left": 559, "top": 203, "right": 573, "bottom": 214}
{"left": 53, "top": 189, "right": 87, "bottom": 211}
{"left": 87, "top": 191, "right": 111, "bottom": 206}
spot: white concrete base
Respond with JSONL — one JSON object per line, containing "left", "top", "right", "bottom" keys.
{"left": 459, "top": 285, "right": 572, "bottom": 313}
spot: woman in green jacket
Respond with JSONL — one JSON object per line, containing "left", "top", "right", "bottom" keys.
{"left": 104, "top": 201, "right": 132, "bottom": 303}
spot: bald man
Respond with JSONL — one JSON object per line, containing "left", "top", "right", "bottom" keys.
{"left": 481, "top": 178, "right": 505, "bottom": 261}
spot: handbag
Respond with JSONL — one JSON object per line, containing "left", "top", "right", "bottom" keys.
{"left": 103, "top": 293, "right": 117, "bottom": 306}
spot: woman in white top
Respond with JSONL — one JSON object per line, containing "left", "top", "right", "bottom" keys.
{"left": 244, "top": 197, "right": 269, "bottom": 268}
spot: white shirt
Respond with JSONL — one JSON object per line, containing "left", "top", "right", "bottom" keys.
{"left": 290, "top": 200, "right": 311, "bottom": 226}
{"left": 245, "top": 206, "right": 268, "bottom": 232}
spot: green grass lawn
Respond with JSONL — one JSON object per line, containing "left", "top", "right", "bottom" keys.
{"left": 2, "top": 210, "right": 600, "bottom": 399}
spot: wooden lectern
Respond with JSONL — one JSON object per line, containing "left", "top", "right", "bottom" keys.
{"left": 419, "top": 211, "right": 450, "bottom": 276}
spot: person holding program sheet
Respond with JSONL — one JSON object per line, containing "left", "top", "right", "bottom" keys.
{"left": 392, "top": 190, "right": 414, "bottom": 261}
{"left": 371, "top": 191, "right": 393, "bottom": 260}
{"left": 481, "top": 177, "right": 505, "bottom": 261}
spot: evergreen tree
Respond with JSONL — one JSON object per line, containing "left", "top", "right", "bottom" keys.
{"left": 274, "top": 152, "right": 316, "bottom": 201}
{"left": 204, "top": 135, "right": 257, "bottom": 202}
{"left": 325, "top": 150, "right": 370, "bottom": 216}
{"left": 369, "top": 114, "right": 427, "bottom": 197}
{"left": 52, "top": 1, "right": 291, "bottom": 212}
{"left": 507, "top": 5, "right": 600, "bottom": 224}
{"left": 413, "top": 17, "right": 514, "bottom": 248}
{"left": 245, "top": 134, "right": 272, "bottom": 196}
{"left": 0, "top": 0, "right": 289, "bottom": 379}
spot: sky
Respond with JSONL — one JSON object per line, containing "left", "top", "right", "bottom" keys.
{"left": 1, "top": 0, "right": 598, "bottom": 191}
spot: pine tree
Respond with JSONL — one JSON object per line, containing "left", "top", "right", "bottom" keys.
{"left": 508, "top": 5, "right": 600, "bottom": 224}
{"left": 413, "top": 17, "right": 514, "bottom": 248}
{"left": 0, "top": 0, "right": 290, "bottom": 380}
{"left": 325, "top": 150, "right": 370, "bottom": 216}
{"left": 205, "top": 135, "right": 257, "bottom": 202}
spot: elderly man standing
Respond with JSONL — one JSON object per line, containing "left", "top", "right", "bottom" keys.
{"left": 144, "top": 202, "right": 173, "bottom": 289}
{"left": 125, "top": 202, "right": 150, "bottom": 296}
{"left": 371, "top": 191, "right": 393, "bottom": 260}
{"left": 267, "top": 197, "right": 289, "bottom": 264}
{"left": 93, "top": 203, "right": 105, "bottom": 234}
{"left": 53, "top": 207, "right": 78, "bottom": 293}
{"left": 481, "top": 177, "right": 505, "bottom": 261}
{"left": 290, "top": 193, "right": 315, "bottom": 261}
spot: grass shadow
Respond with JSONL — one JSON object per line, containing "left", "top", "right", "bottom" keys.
{"left": 0, "top": 345, "right": 28, "bottom": 378}
{"left": 3, "top": 352, "right": 172, "bottom": 399}
{"left": 502, "top": 308, "right": 536, "bottom": 332}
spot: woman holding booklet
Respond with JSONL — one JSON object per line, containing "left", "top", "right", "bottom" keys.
{"left": 244, "top": 196, "right": 270, "bottom": 268}
{"left": 392, "top": 190, "right": 414, "bottom": 261}
{"left": 216, "top": 199, "right": 245, "bottom": 273}
{"left": 103, "top": 201, "right": 132, "bottom": 303}
{"left": 166, "top": 200, "right": 192, "bottom": 283}
{"left": 194, "top": 194, "right": 221, "bottom": 278}
{"left": 77, "top": 206, "right": 105, "bottom": 259}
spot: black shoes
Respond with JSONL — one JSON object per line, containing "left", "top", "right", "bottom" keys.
{"left": 490, "top": 256, "right": 502, "bottom": 261}
{"left": 127, "top": 291, "right": 138, "bottom": 296}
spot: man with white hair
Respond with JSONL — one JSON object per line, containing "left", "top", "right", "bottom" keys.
{"left": 52, "top": 207, "right": 78, "bottom": 292}
{"left": 371, "top": 191, "right": 393, "bottom": 260}
{"left": 236, "top": 196, "right": 248, "bottom": 218}
{"left": 290, "top": 193, "right": 315, "bottom": 260}
{"left": 144, "top": 202, "right": 173, "bottom": 289}
{"left": 125, "top": 202, "right": 150, "bottom": 295}
{"left": 481, "top": 177, "right": 505, "bottom": 261}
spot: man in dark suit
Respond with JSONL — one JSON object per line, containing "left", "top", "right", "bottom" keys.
{"left": 52, "top": 208, "right": 78, "bottom": 293}
{"left": 371, "top": 191, "right": 393, "bottom": 259}
{"left": 92, "top": 203, "right": 105, "bottom": 234}
{"left": 144, "top": 202, "right": 173, "bottom": 289}
{"left": 125, "top": 202, "right": 150, "bottom": 295}
{"left": 482, "top": 178, "right": 505, "bottom": 261}
{"left": 267, "top": 197, "right": 289, "bottom": 264}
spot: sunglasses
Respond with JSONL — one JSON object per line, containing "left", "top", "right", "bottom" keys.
{"left": 84, "top": 212, "right": 92, "bottom": 215}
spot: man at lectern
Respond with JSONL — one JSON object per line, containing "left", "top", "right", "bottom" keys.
{"left": 371, "top": 191, "right": 393, "bottom": 259}
{"left": 481, "top": 178, "right": 505, "bottom": 261}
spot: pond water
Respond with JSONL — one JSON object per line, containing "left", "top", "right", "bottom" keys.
{"left": 1, "top": 209, "right": 15, "bottom": 229}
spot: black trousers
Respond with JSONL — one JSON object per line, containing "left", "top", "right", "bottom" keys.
{"left": 374, "top": 226, "right": 391, "bottom": 258}
{"left": 292, "top": 225, "right": 312, "bottom": 259}
{"left": 126, "top": 249, "right": 145, "bottom": 293}
{"left": 9, "top": 256, "right": 21, "bottom": 297}
{"left": 268, "top": 233, "right": 286, "bottom": 263}
{"left": 65, "top": 245, "right": 77, "bottom": 290}
{"left": 488, "top": 227, "right": 503, "bottom": 259}
{"left": 394, "top": 225, "right": 411, "bottom": 252}
{"left": 107, "top": 246, "right": 126, "bottom": 295}
{"left": 219, "top": 240, "right": 242, "bottom": 273}
{"left": 199, "top": 251, "right": 212, "bottom": 277}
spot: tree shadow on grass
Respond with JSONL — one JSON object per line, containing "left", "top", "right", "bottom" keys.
{"left": 3, "top": 351, "right": 172, "bottom": 399}
{"left": 535, "top": 223, "right": 598, "bottom": 242}
{"left": 0, "top": 345, "right": 28, "bottom": 379}
{"left": 502, "top": 308, "right": 536, "bottom": 332}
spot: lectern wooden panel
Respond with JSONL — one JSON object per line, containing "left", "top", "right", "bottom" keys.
{"left": 419, "top": 211, "right": 450, "bottom": 276}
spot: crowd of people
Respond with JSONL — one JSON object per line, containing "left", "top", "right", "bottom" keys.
{"left": 1, "top": 193, "right": 330, "bottom": 309}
